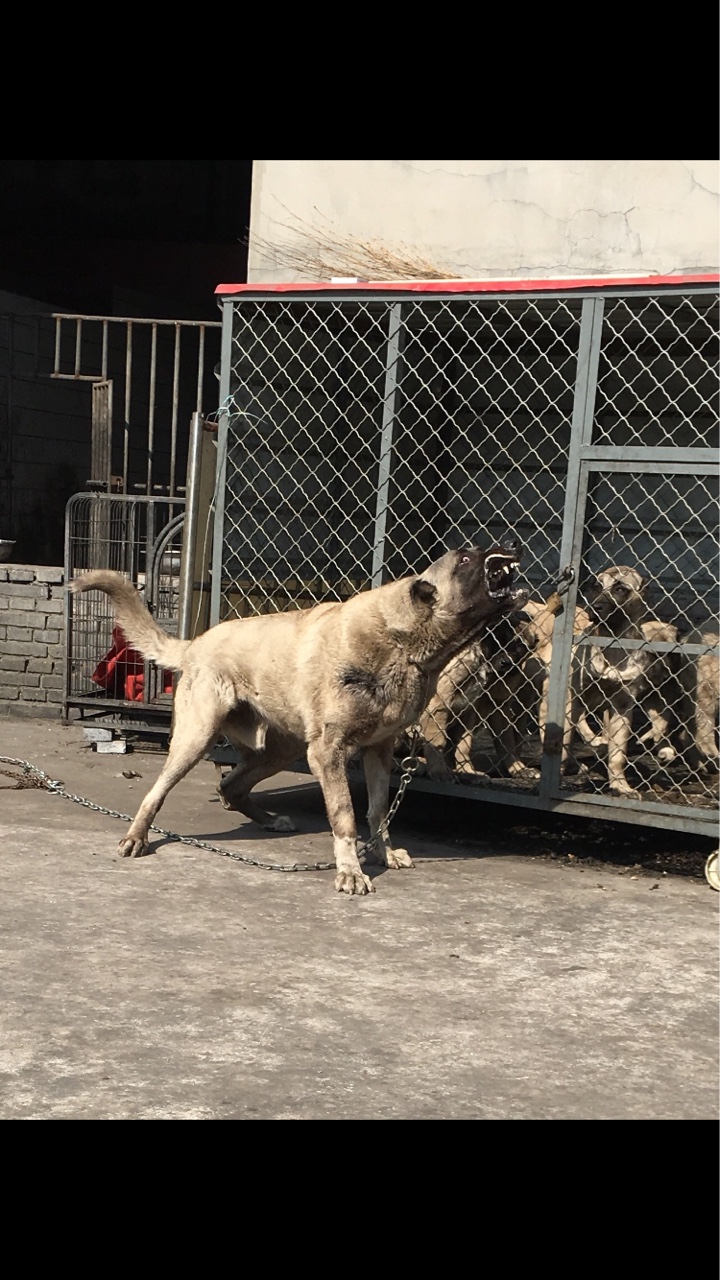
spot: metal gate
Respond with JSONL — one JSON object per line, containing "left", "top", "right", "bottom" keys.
{"left": 208, "top": 277, "right": 718, "bottom": 836}
{"left": 58, "top": 312, "right": 221, "bottom": 728}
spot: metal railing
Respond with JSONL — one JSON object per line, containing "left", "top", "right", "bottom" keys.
{"left": 51, "top": 313, "right": 221, "bottom": 499}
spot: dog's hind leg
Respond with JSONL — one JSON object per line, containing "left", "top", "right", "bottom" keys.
{"left": 363, "top": 739, "right": 414, "bottom": 870}
{"left": 307, "top": 733, "right": 374, "bottom": 895}
{"left": 217, "top": 739, "right": 300, "bottom": 832}
{"left": 119, "top": 676, "right": 230, "bottom": 857}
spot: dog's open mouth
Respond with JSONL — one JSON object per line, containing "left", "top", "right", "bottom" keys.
{"left": 485, "top": 555, "right": 521, "bottom": 599}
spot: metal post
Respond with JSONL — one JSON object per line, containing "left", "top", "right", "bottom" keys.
{"left": 178, "top": 412, "right": 204, "bottom": 640}
{"left": 371, "top": 302, "right": 404, "bottom": 587}
{"left": 169, "top": 323, "right": 181, "bottom": 501}
{"left": 123, "top": 322, "right": 132, "bottom": 494}
{"left": 540, "top": 297, "right": 604, "bottom": 799}
{"left": 147, "top": 323, "right": 157, "bottom": 498}
{"left": 90, "top": 380, "right": 113, "bottom": 489}
{"left": 210, "top": 301, "right": 234, "bottom": 626}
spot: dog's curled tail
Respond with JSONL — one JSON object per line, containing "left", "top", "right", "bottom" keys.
{"left": 69, "top": 570, "right": 189, "bottom": 670}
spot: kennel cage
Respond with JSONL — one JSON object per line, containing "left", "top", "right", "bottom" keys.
{"left": 207, "top": 273, "right": 719, "bottom": 837}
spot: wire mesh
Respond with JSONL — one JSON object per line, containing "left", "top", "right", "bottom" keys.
{"left": 210, "top": 287, "right": 718, "bottom": 829}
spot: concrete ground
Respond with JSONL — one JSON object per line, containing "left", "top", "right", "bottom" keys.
{"left": 0, "top": 716, "right": 717, "bottom": 1120}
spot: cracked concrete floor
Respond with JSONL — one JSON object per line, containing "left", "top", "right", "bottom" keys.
{"left": 0, "top": 717, "right": 717, "bottom": 1120}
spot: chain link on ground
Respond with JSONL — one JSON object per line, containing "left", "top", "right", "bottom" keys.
{"left": 0, "top": 745, "right": 438, "bottom": 875}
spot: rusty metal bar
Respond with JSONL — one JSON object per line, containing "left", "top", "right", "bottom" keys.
{"left": 147, "top": 324, "right": 157, "bottom": 497}
{"left": 179, "top": 411, "right": 203, "bottom": 640}
{"left": 74, "top": 318, "right": 82, "bottom": 378}
{"left": 123, "top": 322, "right": 133, "bottom": 493}
{"left": 196, "top": 325, "right": 206, "bottom": 412}
{"left": 169, "top": 324, "right": 181, "bottom": 499}
{"left": 52, "top": 312, "right": 221, "bottom": 329}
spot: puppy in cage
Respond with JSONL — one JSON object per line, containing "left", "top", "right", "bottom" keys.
{"left": 418, "top": 600, "right": 559, "bottom": 782}
{"left": 562, "top": 565, "right": 683, "bottom": 797}
{"left": 675, "top": 627, "right": 720, "bottom": 777}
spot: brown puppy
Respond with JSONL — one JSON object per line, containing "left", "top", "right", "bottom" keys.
{"left": 565, "top": 565, "right": 650, "bottom": 797}
{"left": 419, "top": 609, "right": 542, "bottom": 781}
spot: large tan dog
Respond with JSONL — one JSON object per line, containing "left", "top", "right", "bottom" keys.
{"left": 71, "top": 544, "right": 525, "bottom": 895}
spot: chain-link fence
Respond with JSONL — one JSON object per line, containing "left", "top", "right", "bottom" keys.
{"left": 207, "top": 283, "right": 718, "bottom": 835}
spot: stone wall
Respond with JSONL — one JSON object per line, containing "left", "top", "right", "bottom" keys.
{"left": 0, "top": 565, "right": 65, "bottom": 717}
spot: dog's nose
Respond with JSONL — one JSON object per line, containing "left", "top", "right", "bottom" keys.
{"left": 500, "top": 534, "right": 521, "bottom": 555}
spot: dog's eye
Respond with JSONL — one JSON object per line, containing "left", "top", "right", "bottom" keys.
{"left": 459, "top": 555, "right": 471, "bottom": 565}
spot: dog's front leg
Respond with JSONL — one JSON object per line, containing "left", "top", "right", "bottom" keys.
{"left": 606, "top": 695, "right": 639, "bottom": 797}
{"left": 637, "top": 705, "right": 676, "bottom": 764}
{"left": 307, "top": 734, "right": 374, "bottom": 895}
{"left": 363, "top": 741, "right": 414, "bottom": 870}
{"left": 419, "top": 698, "right": 455, "bottom": 781}
{"left": 695, "top": 654, "right": 719, "bottom": 766}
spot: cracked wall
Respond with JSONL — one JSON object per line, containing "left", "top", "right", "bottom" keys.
{"left": 247, "top": 160, "right": 719, "bottom": 282}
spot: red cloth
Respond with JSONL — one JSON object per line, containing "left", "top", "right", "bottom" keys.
{"left": 92, "top": 626, "right": 173, "bottom": 702}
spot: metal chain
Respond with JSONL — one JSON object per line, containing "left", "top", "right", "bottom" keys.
{"left": 0, "top": 745, "right": 422, "bottom": 875}
{"left": 356, "top": 729, "right": 422, "bottom": 861}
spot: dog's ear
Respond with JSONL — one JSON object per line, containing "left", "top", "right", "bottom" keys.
{"left": 411, "top": 577, "right": 437, "bottom": 608}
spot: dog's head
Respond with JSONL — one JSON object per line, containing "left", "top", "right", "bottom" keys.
{"left": 410, "top": 540, "right": 527, "bottom": 626}
{"left": 588, "top": 565, "right": 647, "bottom": 628}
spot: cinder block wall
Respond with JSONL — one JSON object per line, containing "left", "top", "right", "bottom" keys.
{"left": 0, "top": 566, "right": 65, "bottom": 717}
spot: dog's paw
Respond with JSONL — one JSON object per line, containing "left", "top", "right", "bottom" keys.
{"left": 458, "top": 770, "right": 488, "bottom": 787}
{"left": 656, "top": 746, "right": 676, "bottom": 765}
{"left": 264, "top": 814, "right": 297, "bottom": 833}
{"left": 506, "top": 761, "right": 541, "bottom": 779}
{"left": 385, "top": 847, "right": 414, "bottom": 870}
{"left": 118, "top": 836, "right": 150, "bottom": 858}
{"left": 335, "top": 870, "right": 375, "bottom": 895}
{"left": 608, "top": 781, "right": 641, "bottom": 799}
{"left": 456, "top": 762, "right": 488, "bottom": 778}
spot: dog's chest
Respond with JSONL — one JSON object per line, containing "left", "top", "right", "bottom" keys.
{"left": 338, "top": 658, "right": 429, "bottom": 736}
{"left": 589, "top": 644, "right": 649, "bottom": 688}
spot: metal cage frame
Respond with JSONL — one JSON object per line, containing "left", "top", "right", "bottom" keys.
{"left": 177, "top": 278, "right": 720, "bottom": 833}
